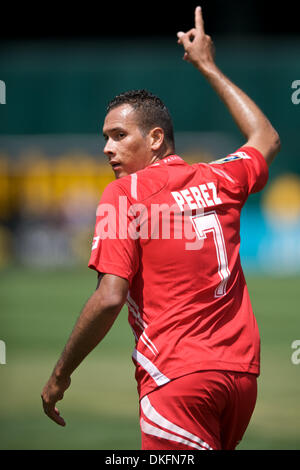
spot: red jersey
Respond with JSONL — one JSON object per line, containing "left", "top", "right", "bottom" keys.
{"left": 88, "top": 146, "right": 268, "bottom": 399}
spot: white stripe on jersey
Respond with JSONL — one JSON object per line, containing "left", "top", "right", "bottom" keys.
{"left": 140, "top": 334, "right": 157, "bottom": 356}
{"left": 132, "top": 349, "right": 170, "bottom": 387}
{"left": 129, "top": 324, "right": 139, "bottom": 341}
{"left": 140, "top": 395, "right": 213, "bottom": 450}
{"left": 209, "top": 165, "right": 235, "bottom": 183}
{"left": 142, "top": 331, "right": 159, "bottom": 354}
{"left": 131, "top": 173, "right": 138, "bottom": 199}
{"left": 126, "top": 292, "right": 148, "bottom": 329}
{"left": 140, "top": 331, "right": 159, "bottom": 356}
{"left": 127, "top": 302, "right": 145, "bottom": 331}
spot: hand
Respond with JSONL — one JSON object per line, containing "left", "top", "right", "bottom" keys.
{"left": 177, "top": 6, "right": 215, "bottom": 72}
{"left": 41, "top": 374, "right": 71, "bottom": 426}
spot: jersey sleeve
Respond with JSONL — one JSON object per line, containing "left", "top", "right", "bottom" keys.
{"left": 209, "top": 146, "right": 269, "bottom": 197}
{"left": 88, "top": 181, "right": 139, "bottom": 284}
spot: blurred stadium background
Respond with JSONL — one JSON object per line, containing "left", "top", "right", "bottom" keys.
{"left": 1, "top": 1, "right": 300, "bottom": 450}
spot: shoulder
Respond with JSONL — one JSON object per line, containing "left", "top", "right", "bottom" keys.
{"left": 112, "top": 165, "right": 169, "bottom": 203}
{"left": 210, "top": 151, "right": 251, "bottom": 165}
{"left": 209, "top": 147, "right": 266, "bottom": 169}
{"left": 99, "top": 178, "right": 126, "bottom": 202}
{"left": 208, "top": 146, "right": 269, "bottom": 194}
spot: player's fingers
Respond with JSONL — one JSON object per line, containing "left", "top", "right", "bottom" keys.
{"left": 50, "top": 411, "right": 66, "bottom": 427}
{"left": 41, "top": 394, "right": 66, "bottom": 426}
{"left": 43, "top": 402, "right": 66, "bottom": 426}
{"left": 177, "top": 31, "right": 189, "bottom": 48}
{"left": 54, "top": 407, "right": 66, "bottom": 426}
{"left": 195, "top": 6, "right": 205, "bottom": 34}
{"left": 177, "top": 29, "right": 196, "bottom": 46}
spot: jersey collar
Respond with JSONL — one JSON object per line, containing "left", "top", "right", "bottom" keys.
{"left": 148, "top": 155, "right": 184, "bottom": 168}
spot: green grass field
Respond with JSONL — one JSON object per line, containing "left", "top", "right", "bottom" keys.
{"left": 1, "top": 266, "right": 300, "bottom": 450}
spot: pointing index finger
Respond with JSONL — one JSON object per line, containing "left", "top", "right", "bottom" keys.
{"left": 195, "top": 6, "right": 205, "bottom": 33}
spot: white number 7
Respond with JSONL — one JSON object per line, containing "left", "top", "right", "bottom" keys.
{"left": 190, "top": 211, "right": 231, "bottom": 298}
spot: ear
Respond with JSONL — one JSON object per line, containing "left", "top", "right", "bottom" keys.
{"left": 149, "top": 127, "right": 165, "bottom": 151}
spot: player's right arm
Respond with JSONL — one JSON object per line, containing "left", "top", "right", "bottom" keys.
{"left": 177, "top": 6, "right": 281, "bottom": 166}
{"left": 41, "top": 273, "right": 128, "bottom": 426}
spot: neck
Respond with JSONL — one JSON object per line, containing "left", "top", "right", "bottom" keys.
{"left": 150, "top": 145, "right": 175, "bottom": 165}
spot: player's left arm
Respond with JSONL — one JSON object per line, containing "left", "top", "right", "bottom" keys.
{"left": 41, "top": 273, "right": 128, "bottom": 426}
{"left": 177, "top": 7, "right": 281, "bottom": 166}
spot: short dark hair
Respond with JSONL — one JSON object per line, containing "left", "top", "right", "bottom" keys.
{"left": 106, "top": 89, "right": 175, "bottom": 149}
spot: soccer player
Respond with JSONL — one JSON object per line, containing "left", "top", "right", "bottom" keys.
{"left": 41, "top": 7, "right": 281, "bottom": 450}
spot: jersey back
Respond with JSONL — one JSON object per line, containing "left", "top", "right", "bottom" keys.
{"left": 89, "top": 146, "right": 269, "bottom": 398}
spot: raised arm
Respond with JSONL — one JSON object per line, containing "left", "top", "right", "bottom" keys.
{"left": 177, "top": 6, "right": 281, "bottom": 166}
